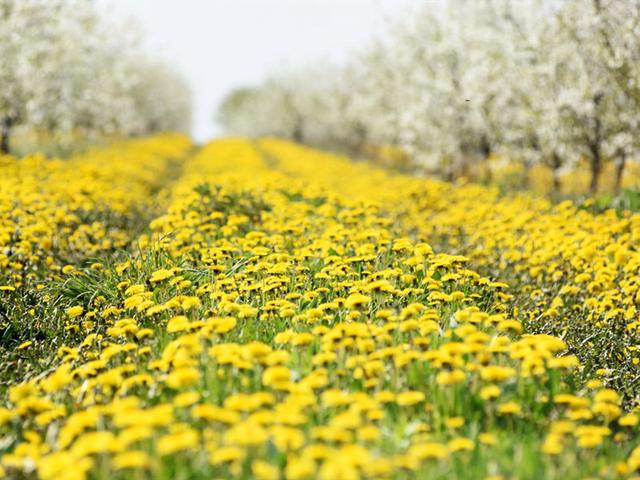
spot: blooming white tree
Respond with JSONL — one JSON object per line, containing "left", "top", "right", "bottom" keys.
{"left": 130, "top": 58, "right": 193, "bottom": 134}
{"left": 0, "top": 0, "right": 192, "bottom": 154}
{"left": 217, "top": 81, "right": 297, "bottom": 140}
{"left": 0, "top": 0, "right": 63, "bottom": 152}
{"left": 557, "top": 0, "right": 640, "bottom": 193}
{"left": 216, "top": 0, "right": 640, "bottom": 193}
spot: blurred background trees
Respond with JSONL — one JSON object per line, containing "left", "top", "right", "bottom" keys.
{"left": 216, "top": 0, "right": 640, "bottom": 195}
{"left": 0, "top": 0, "right": 192, "bottom": 155}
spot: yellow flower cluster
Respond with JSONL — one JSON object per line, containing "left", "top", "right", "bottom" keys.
{"left": 0, "top": 133, "right": 191, "bottom": 289}
{"left": 2, "top": 138, "right": 639, "bottom": 479}
{"left": 260, "top": 140, "right": 640, "bottom": 396}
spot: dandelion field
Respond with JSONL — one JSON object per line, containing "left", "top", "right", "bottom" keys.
{"left": 1, "top": 136, "right": 640, "bottom": 480}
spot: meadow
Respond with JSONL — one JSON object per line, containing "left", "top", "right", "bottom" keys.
{"left": 0, "top": 136, "right": 639, "bottom": 480}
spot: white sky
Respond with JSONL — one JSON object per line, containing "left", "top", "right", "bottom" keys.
{"left": 97, "top": 0, "right": 432, "bottom": 142}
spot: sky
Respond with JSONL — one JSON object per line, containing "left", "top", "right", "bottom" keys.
{"left": 97, "top": 0, "right": 430, "bottom": 142}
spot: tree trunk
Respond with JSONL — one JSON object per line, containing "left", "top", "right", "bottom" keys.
{"left": 292, "top": 123, "right": 303, "bottom": 143}
{"left": 614, "top": 152, "right": 627, "bottom": 194}
{"left": 443, "top": 157, "right": 455, "bottom": 182}
{"left": 480, "top": 135, "right": 493, "bottom": 182}
{"left": 589, "top": 147, "right": 602, "bottom": 195}
{"left": 551, "top": 151, "right": 562, "bottom": 195}
{"left": 352, "top": 122, "right": 367, "bottom": 156}
{"left": 521, "top": 163, "right": 531, "bottom": 190}
{"left": 552, "top": 171, "right": 561, "bottom": 194}
{"left": 589, "top": 94, "right": 604, "bottom": 196}
{"left": 0, "top": 116, "right": 13, "bottom": 155}
{"left": 292, "top": 113, "right": 304, "bottom": 144}
{"left": 459, "top": 158, "right": 470, "bottom": 179}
